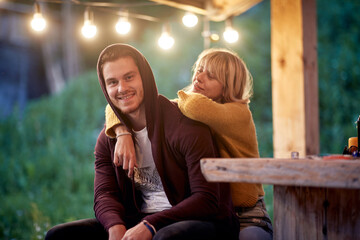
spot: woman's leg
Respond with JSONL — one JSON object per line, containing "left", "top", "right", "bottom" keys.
{"left": 236, "top": 198, "right": 273, "bottom": 240}
{"left": 153, "top": 220, "right": 217, "bottom": 240}
{"left": 45, "top": 218, "right": 108, "bottom": 240}
{"left": 239, "top": 226, "right": 272, "bottom": 240}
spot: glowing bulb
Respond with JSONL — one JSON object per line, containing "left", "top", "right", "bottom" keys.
{"left": 223, "top": 26, "right": 239, "bottom": 43}
{"left": 82, "top": 8, "right": 97, "bottom": 39}
{"left": 31, "top": 13, "right": 46, "bottom": 32}
{"left": 116, "top": 17, "right": 131, "bottom": 35}
{"left": 182, "top": 12, "right": 198, "bottom": 28}
{"left": 82, "top": 20, "right": 97, "bottom": 39}
{"left": 158, "top": 32, "right": 174, "bottom": 50}
{"left": 210, "top": 33, "right": 220, "bottom": 42}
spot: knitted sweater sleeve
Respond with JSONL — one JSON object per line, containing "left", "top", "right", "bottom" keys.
{"left": 177, "top": 91, "right": 250, "bottom": 134}
{"left": 105, "top": 104, "right": 122, "bottom": 138}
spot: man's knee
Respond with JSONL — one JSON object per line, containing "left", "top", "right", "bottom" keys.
{"left": 45, "top": 224, "right": 63, "bottom": 240}
{"left": 153, "top": 226, "right": 181, "bottom": 240}
{"left": 153, "top": 220, "right": 217, "bottom": 240}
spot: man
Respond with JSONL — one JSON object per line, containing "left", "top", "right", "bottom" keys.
{"left": 45, "top": 44, "right": 238, "bottom": 240}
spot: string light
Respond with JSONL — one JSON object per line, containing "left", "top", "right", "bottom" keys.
{"left": 115, "top": 12, "right": 131, "bottom": 35}
{"left": 182, "top": 12, "right": 198, "bottom": 28}
{"left": 81, "top": 7, "right": 97, "bottom": 39}
{"left": 31, "top": 2, "right": 47, "bottom": 32}
{"left": 210, "top": 33, "right": 220, "bottom": 41}
{"left": 26, "top": 1, "right": 243, "bottom": 48}
{"left": 158, "top": 23, "right": 174, "bottom": 50}
{"left": 223, "top": 17, "right": 239, "bottom": 43}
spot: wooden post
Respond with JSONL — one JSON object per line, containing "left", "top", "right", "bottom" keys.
{"left": 271, "top": 1, "right": 322, "bottom": 238}
{"left": 271, "top": 0, "right": 319, "bottom": 158}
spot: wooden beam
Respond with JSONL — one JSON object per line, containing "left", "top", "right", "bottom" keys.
{"left": 271, "top": 0, "right": 319, "bottom": 158}
{"left": 149, "top": 0, "right": 263, "bottom": 21}
{"left": 303, "top": 0, "right": 319, "bottom": 155}
{"left": 200, "top": 158, "right": 360, "bottom": 189}
{"left": 149, "top": 0, "right": 207, "bottom": 16}
{"left": 209, "top": 0, "right": 263, "bottom": 21}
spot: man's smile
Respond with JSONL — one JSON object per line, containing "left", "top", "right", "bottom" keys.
{"left": 117, "top": 92, "right": 135, "bottom": 100}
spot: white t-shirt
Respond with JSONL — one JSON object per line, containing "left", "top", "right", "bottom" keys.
{"left": 133, "top": 127, "right": 172, "bottom": 213}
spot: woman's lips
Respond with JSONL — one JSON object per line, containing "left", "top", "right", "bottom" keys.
{"left": 193, "top": 82, "right": 203, "bottom": 92}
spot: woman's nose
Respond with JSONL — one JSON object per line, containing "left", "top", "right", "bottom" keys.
{"left": 196, "top": 72, "right": 205, "bottom": 82}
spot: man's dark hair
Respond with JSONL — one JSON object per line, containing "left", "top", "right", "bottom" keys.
{"left": 99, "top": 46, "right": 139, "bottom": 77}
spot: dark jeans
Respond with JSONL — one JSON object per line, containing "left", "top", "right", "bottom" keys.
{"left": 45, "top": 218, "right": 219, "bottom": 240}
{"left": 235, "top": 198, "right": 273, "bottom": 240}
{"left": 45, "top": 219, "right": 108, "bottom": 240}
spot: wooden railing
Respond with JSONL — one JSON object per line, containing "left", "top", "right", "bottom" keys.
{"left": 201, "top": 157, "right": 360, "bottom": 240}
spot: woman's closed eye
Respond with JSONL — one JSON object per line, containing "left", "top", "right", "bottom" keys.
{"left": 207, "top": 72, "right": 216, "bottom": 79}
{"left": 196, "top": 67, "right": 204, "bottom": 73}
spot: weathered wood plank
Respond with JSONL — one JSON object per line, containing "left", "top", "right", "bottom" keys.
{"left": 274, "top": 186, "right": 360, "bottom": 240}
{"left": 326, "top": 188, "right": 360, "bottom": 239}
{"left": 200, "top": 158, "right": 360, "bottom": 189}
{"left": 274, "top": 186, "right": 325, "bottom": 240}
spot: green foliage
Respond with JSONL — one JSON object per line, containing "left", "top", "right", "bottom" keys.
{"left": 263, "top": 185, "right": 273, "bottom": 220}
{"left": 317, "top": 0, "right": 360, "bottom": 153}
{"left": 0, "top": 71, "right": 106, "bottom": 239}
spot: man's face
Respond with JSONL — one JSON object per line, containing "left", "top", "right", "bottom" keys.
{"left": 103, "top": 56, "right": 144, "bottom": 116}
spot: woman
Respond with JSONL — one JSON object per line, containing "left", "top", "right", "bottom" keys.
{"left": 105, "top": 48, "right": 273, "bottom": 240}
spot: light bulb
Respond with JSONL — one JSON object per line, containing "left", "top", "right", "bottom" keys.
{"left": 31, "top": 12, "right": 46, "bottom": 32}
{"left": 210, "top": 33, "right": 220, "bottom": 42}
{"left": 116, "top": 17, "right": 131, "bottom": 35}
{"left": 158, "top": 32, "right": 174, "bottom": 50}
{"left": 82, "top": 20, "right": 97, "bottom": 39}
{"left": 223, "top": 26, "right": 239, "bottom": 43}
{"left": 182, "top": 12, "right": 198, "bottom": 28}
{"left": 82, "top": 8, "right": 97, "bottom": 39}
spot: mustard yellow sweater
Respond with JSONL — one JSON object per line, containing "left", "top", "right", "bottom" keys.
{"left": 104, "top": 91, "right": 264, "bottom": 207}
{"left": 105, "top": 104, "right": 122, "bottom": 138}
{"left": 177, "top": 91, "right": 264, "bottom": 207}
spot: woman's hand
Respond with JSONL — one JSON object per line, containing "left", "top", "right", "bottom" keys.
{"left": 113, "top": 125, "right": 137, "bottom": 178}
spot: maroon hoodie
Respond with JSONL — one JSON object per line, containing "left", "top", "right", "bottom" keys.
{"left": 94, "top": 44, "right": 239, "bottom": 239}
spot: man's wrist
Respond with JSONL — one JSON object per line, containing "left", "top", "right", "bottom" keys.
{"left": 109, "top": 224, "right": 126, "bottom": 236}
{"left": 116, "top": 132, "right": 132, "bottom": 138}
{"left": 114, "top": 124, "right": 130, "bottom": 135}
{"left": 142, "top": 220, "right": 156, "bottom": 236}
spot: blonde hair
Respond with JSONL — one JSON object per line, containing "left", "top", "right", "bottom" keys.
{"left": 190, "top": 48, "right": 253, "bottom": 103}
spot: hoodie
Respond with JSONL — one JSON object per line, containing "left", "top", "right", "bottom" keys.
{"left": 94, "top": 43, "right": 239, "bottom": 238}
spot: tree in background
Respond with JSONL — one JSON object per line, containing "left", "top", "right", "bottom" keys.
{"left": 317, "top": 0, "right": 360, "bottom": 153}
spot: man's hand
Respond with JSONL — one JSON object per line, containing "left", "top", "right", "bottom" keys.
{"left": 108, "top": 224, "right": 126, "bottom": 240}
{"left": 122, "top": 222, "right": 153, "bottom": 240}
{"left": 113, "top": 125, "right": 137, "bottom": 178}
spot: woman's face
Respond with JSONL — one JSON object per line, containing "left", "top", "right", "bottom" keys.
{"left": 191, "top": 64, "right": 224, "bottom": 102}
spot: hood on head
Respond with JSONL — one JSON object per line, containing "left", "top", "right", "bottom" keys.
{"left": 97, "top": 43, "right": 158, "bottom": 132}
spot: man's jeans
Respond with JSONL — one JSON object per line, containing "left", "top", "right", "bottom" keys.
{"left": 45, "top": 218, "right": 219, "bottom": 240}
